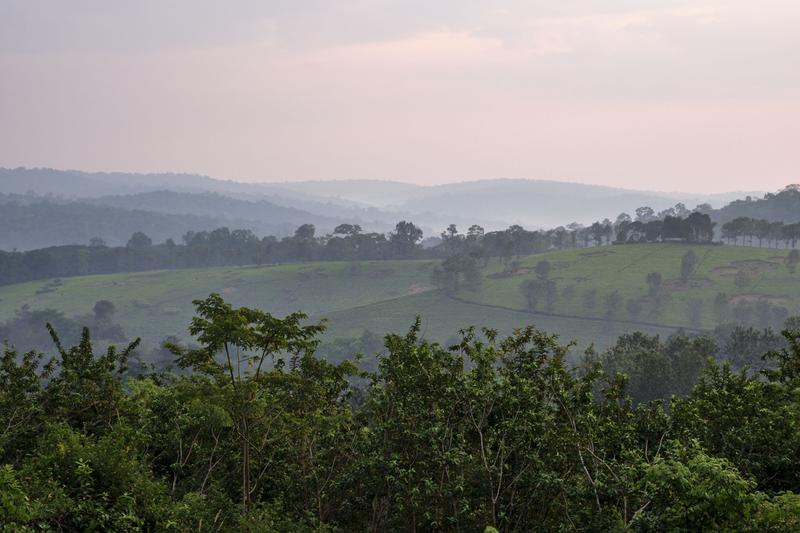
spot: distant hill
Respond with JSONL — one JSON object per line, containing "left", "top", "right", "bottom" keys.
{"left": 0, "top": 197, "right": 234, "bottom": 250}
{"left": 0, "top": 194, "right": 347, "bottom": 250}
{"left": 270, "top": 177, "right": 766, "bottom": 229}
{"left": 86, "top": 190, "right": 348, "bottom": 231}
{"left": 713, "top": 185, "right": 800, "bottom": 224}
{"left": 376, "top": 179, "right": 763, "bottom": 229}
{"left": 268, "top": 179, "right": 424, "bottom": 207}
{"left": 2, "top": 167, "right": 777, "bottom": 235}
{"left": 0, "top": 167, "right": 284, "bottom": 198}
{"left": 0, "top": 167, "right": 409, "bottom": 228}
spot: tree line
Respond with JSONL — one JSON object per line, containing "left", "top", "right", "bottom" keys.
{"left": 0, "top": 209, "right": 762, "bottom": 289}
{"left": 721, "top": 217, "right": 800, "bottom": 248}
{"left": 3, "top": 294, "right": 800, "bottom": 530}
{"left": 0, "top": 222, "right": 423, "bottom": 287}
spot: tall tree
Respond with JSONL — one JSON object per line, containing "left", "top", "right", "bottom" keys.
{"left": 168, "top": 294, "right": 326, "bottom": 510}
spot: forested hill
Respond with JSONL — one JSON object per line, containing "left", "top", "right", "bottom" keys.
{"left": 84, "top": 190, "right": 348, "bottom": 231}
{"left": 0, "top": 193, "right": 348, "bottom": 251}
{"left": 714, "top": 185, "right": 800, "bottom": 223}
{"left": 0, "top": 199, "right": 236, "bottom": 250}
{"left": 2, "top": 166, "right": 778, "bottom": 233}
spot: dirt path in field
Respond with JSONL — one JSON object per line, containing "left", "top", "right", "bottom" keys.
{"left": 447, "top": 294, "right": 705, "bottom": 334}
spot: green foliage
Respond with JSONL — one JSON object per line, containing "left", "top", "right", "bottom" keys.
{"left": 534, "top": 259, "right": 551, "bottom": 280}
{"left": 633, "top": 445, "right": 760, "bottom": 531}
{"left": 432, "top": 254, "right": 483, "bottom": 293}
{"left": 600, "top": 332, "right": 714, "bottom": 404}
{"left": 4, "top": 294, "right": 800, "bottom": 530}
{"left": 0, "top": 464, "right": 36, "bottom": 526}
{"left": 521, "top": 278, "right": 557, "bottom": 311}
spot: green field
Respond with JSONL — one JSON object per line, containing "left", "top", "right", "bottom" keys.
{"left": 460, "top": 243, "right": 800, "bottom": 330}
{"left": 1, "top": 244, "right": 798, "bottom": 359}
{"left": 0, "top": 260, "right": 437, "bottom": 345}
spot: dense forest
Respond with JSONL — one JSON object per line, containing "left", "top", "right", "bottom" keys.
{"left": 2, "top": 293, "right": 800, "bottom": 530}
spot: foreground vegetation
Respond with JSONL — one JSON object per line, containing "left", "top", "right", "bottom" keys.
{"left": 2, "top": 293, "right": 800, "bottom": 531}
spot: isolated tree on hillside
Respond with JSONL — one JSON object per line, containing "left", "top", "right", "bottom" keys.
{"left": 686, "top": 298, "right": 704, "bottom": 325}
{"left": 521, "top": 279, "right": 556, "bottom": 311}
{"left": 680, "top": 250, "right": 698, "bottom": 283}
{"left": 604, "top": 290, "right": 622, "bottom": 318}
{"left": 535, "top": 260, "right": 551, "bottom": 280}
{"left": 432, "top": 254, "right": 482, "bottom": 293}
{"left": 646, "top": 272, "right": 663, "bottom": 297}
{"left": 787, "top": 250, "right": 800, "bottom": 275}
{"left": 92, "top": 300, "right": 116, "bottom": 321}
{"left": 713, "top": 293, "right": 730, "bottom": 324}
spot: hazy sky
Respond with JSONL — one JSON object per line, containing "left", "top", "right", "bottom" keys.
{"left": 1, "top": 1, "right": 798, "bottom": 192}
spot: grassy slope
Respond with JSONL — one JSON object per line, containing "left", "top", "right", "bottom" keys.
{"left": 1, "top": 243, "right": 797, "bottom": 357}
{"left": 464, "top": 243, "right": 800, "bottom": 330}
{"left": 0, "top": 260, "right": 436, "bottom": 344}
{"left": 321, "top": 290, "right": 676, "bottom": 353}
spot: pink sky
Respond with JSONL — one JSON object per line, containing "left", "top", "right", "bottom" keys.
{"left": 1, "top": 1, "right": 798, "bottom": 193}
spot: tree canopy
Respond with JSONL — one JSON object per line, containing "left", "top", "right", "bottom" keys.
{"left": 2, "top": 295, "right": 800, "bottom": 530}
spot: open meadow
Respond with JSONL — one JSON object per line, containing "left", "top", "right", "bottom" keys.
{"left": 2, "top": 243, "right": 796, "bottom": 362}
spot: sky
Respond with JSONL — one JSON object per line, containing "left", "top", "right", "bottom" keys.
{"left": 0, "top": 1, "right": 798, "bottom": 193}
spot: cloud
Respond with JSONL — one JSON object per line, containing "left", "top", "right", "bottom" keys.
{"left": 521, "top": 5, "right": 722, "bottom": 56}
{"left": 0, "top": 1, "right": 798, "bottom": 192}
{"left": 309, "top": 30, "right": 517, "bottom": 72}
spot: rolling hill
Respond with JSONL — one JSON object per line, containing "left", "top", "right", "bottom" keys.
{"left": 3, "top": 167, "right": 770, "bottom": 235}
{"left": 457, "top": 243, "right": 800, "bottom": 330}
{"left": 2, "top": 243, "right": 797, "bottom": 365}
{"left": 0, "top": 195, "right": 344, "bottom": 250}
{"left": 85, "top": 190, "right": 349, "bottom": 232}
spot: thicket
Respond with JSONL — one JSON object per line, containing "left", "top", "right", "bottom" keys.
{"left": 3, "top": 294, "right": 800, "bottom": 531}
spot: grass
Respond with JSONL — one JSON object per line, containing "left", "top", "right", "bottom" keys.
{"left": 1, "top": 243, "right": 797, "bottom": 359}
{"left": 321, "top": 290, "right": 676, "bottom": 354}
{"left": 464, "top": 243, "right": 800, "bottom": 330}
{"left": 0, "top": 260, "right": 436, "bottom": 345}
